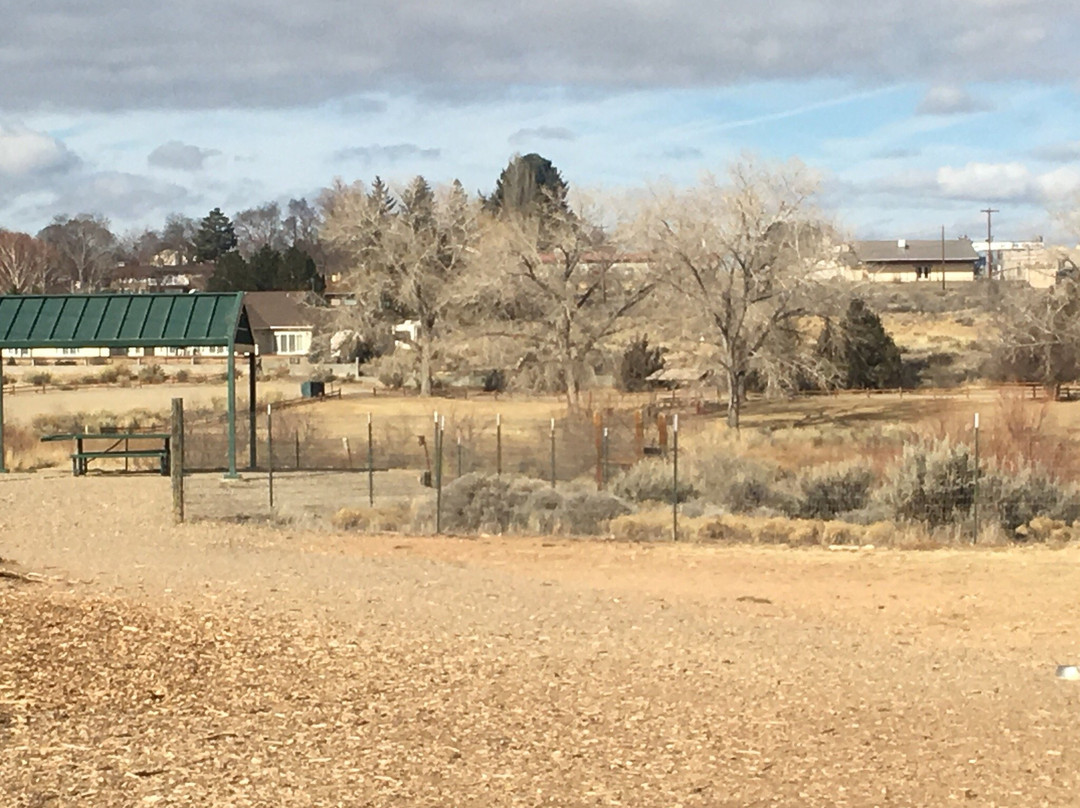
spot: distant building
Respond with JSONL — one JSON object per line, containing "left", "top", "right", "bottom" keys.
{"left": 846, "top": 238, "right": 980, "bottom": 283}
{"left": 107, "top": 262, "right": 214, "bottom": 294}
{"left": 243, "top": 291, "right": 316, "bottom": 356}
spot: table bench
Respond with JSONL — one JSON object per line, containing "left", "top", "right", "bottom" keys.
{"left": 41, "top": 432, "right": 171, "bottom": 477}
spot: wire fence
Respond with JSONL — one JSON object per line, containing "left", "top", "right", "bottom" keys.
{"left": 172, "top": 398, "right": 1080, "bottom": 545}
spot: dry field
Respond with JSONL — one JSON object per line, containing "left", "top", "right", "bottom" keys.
{"left": 3, "top": 473, "right": 1080, "bottom": 806}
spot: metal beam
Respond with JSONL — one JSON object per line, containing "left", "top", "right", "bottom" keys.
{"left": 226, "top": 340, "right": 238, "bottom": 478}
{"left": 248, "top": 352, "right": 257, "bottom": 471}
{"left": 0, "top": 348, "right": 5, "bottom": 473}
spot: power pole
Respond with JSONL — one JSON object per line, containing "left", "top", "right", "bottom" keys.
{"left": 940, "top": 224, "right": 946, "bottom": 291}
{"left": 981, "top": 207, "right": 999, "bottom": 280}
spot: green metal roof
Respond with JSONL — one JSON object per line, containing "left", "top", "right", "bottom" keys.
{"left": 0, "top": 293, "right": 255, "bottom": 350}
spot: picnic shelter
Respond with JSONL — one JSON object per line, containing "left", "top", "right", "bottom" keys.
{"left": 0, "top": 292, "right": 258, "bottom": 475}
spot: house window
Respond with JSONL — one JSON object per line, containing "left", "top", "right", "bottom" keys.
{"left": 276, "top": 333, "right": 300, "bottom": 354}
{"left": 61, "top": 347, "right": 80, "bottom": 356}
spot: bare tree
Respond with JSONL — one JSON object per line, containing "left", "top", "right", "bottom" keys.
{"left": 992, "top": 279, "right": 1080, "bottom": 397}
{"left": 160, "top": 214, "right": 198, "bottom": 264}
{"left": 320, "top": 177, "right": 478, "bottom": 395}
{"left": 0, "top": 230, "right": 55, "bottom": 293}
{"left": 638, "top": 158, "right": 833, "bottom": 428}
{"left": 36, "top": 214, "right": 117, "bottom": 292}
{"left": 478, "top": 201, "right": 654, "bottom": 406}
{"left": 234, "top": 202, "right": 286, "bottom": 258}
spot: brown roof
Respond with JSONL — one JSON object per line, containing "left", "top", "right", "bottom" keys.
{"left": 853, "top": 239, "right": 978, "bottom": 264}
{"left": 243, "top": 291, "right": 314, "bottom": 330}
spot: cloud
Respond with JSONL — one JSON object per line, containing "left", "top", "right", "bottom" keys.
{"left": 147, "top": 140, "right": 219, "bottom": 171}
{"left": 0, "top": 123, "right": 79, "bottom": 176}
{"left": 508, "top": 126, "right": 576, "bottom": 145}
{"left": 1032, "top": 141, "right": 1080, "bottom": 163}
{"left": 935, "top": 161, "right": 1080, "bottom": 203}
{"left": 42, "top": 171, "right": 196, "bottom": 222}
{"left": 334, "top": 143, "right": 441, "bottom": 162}
{"left": 916, "top": 86, "right": 992, "bottom": 115}
{"left": 662, "top": 146, "right": 704, "bottom": 160}
{"left": 1, "top": 2, "right": 1077, "bottom": 111}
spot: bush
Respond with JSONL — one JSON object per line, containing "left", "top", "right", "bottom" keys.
{"left": 983, "top": 465, "right": 1080, "bottom": 535}
{"left": 331, "top": 504, "right": 410, "bottom": 532}
{"left": 174, "top": 369, "right": 190, "bottom": 383}
{"left": 28, "top": 372, "right": 52, "bottom": 388}
{"left": 413, "top": 473, "right": 632, "bottom": 536}
{"left": 795, "top": 463, "right": 875, "bottom": 520}
{"left": 481, "top": 368, "right": 506, "bottom": 393}
{"left": 612, "top": 458, "right": 695, "bottom": 503}
{"left": 879, "top": 439, "right": 975, "bottom": 526}
{"left": 618, "top": 335, "right": 665, "bottom": 392}
{"left": 687, "top": 451, "right": 786, "bottom": 513}
{"left": 137, "top": 364, "right": 166, "bottom": 384}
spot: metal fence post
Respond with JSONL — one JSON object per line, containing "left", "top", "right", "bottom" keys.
{"left": 602, "top": 426, "right": 610, "bottom": 488}
{"left": 457, "top": 431, "right": 463, "bottom": 478}
{"left": 367, "top": 411, "right": 374, "bottom": 506}
{"left": 435, "top": 416, "right": 444, "bottom": 534}
{"left": 973, "top": 412, "right": 980, "bottom": 545}
{"left": 550, "top": 417, "right": 556, "bottom": 488}
{"left": 294, "top": 431, "right": 300, "bottom": 470}
{"left": 267, "top": 403, "right": 275, "bottom": 508}
{"left": 672, "top": 414, "right": 679, "bottom": 541}
{"left": 496, "top": 413, "right": 502, "bottom": 477}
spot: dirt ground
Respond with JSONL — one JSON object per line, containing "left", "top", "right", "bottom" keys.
{"left": 3, "top": 474, "right": 1080, "bottom": 807}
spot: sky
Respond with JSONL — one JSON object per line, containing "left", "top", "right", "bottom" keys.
{"left": 2, "top": 0, "right": 1079, "bottom": 243}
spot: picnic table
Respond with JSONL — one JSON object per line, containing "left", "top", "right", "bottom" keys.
{"left": 41, "top": 432, "right": 171, "bottom": 477}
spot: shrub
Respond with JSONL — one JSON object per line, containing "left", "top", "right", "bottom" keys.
{"left": 28, "top": 372, "right": 52, "bottom": 388}
{"left": 611, "top": 458, "right": 695, "bottom": 503}
{"left": 174, "top": 369, "right": 190, "bottom": 383}
{"left": 687, "top": 451, "right": 785, "bottom": 513}
{"left": 878, "top": 439, "right": 975, "bottom": 526}
{"left": 983, "top": 465, "right": 1080, "bottom": 535}
{"left": 795, "top": 463, "right": 875, "bottom": 520}
{"left": 331, "top": 504, "right": 409, "bottom": 532}
{"left": 618, "top": 335, "right": 665, "bottom": 392}
{"left": 137, "top": 364, "right": 166, "bottom": 384}
{"left": 481, "top": 368, "right": 506, "bottom": 393}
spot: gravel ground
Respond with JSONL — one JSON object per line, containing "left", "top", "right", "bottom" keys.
{"left": 3, "top": 473, "right": 1080, "bottom": 806}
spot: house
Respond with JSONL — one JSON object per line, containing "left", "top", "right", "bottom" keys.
{"left": 847, "top": 238, "right": 979, "bottom": 283}
{"left": 107, "top": 262, "right": 215, "bottom": 294}
{"left": 243, "top": 291, "right": 317, "bottom": 357}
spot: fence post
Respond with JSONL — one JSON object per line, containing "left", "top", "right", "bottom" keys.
{"left": 170, "top": 398, "right": 184, "bottom": 523}
{"left": 594, "top": 412, "right": 604, "bottom": 490}
{"left": 435, "top": 416, "right": 444, "bottom": 534}
{"left": 634, "top": 409, "right": 645, "bottom": 459}
{"left": 550, "top": 417, "right": 556, "bottom": 488}
{"left": 496, "top": 413, "right": 502, "bottom": 477}
{"left": 457, "top": 431, "right": 463, "bottom": 478}
{"left": 294, "top": 431, "right": 300, "bottom": 470}
{"left": 602, "top": 426, "right": 610, "bottom": 488}
{"left": 657, "top": 414, "right": 668, "bottom": 456}
{"left": 672, "top": 414, "right": 679, "bottom": 541}
{"left": 267, "top": 403, "right": 275, "bottom": 508}
{"left": 343, "top": 436, "right": 352, "bottom": 469}
{"left": 972, "top": 411, "right": 980, "bottom": 545}
{"left": 367, "top": 412, "right": 374, "bottom": 506}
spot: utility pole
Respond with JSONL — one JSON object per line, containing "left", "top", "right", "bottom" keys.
{"left": 981, "top": 207, "right": 999, "bottom": 280}
{"left": 940, "top": 224, "right": 946, "bottom": 291}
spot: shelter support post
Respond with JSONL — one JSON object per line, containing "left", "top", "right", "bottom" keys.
{"left": 226, "top": 341, "right": 238, "bottom": 478}
{"left": 0, "top": 348, "right": 5, "bottom": 473}
{"left": 248, "top": 352, "right": 257, "bottom": 471}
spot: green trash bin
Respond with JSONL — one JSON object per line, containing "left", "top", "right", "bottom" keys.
{"left": 301, "top": 380, "right": 325, "bottom": 398}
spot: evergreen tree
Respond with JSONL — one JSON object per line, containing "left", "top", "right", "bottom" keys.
{"left": 194, "top": 207, "right": 238, "bottom": 262}
{"left": 205, "top": 250, "right": 255, "bottom": 292}
{"left": 205, "top": 245, "right": 323, "bottom": 292}
{"left": 487, "top": 153, "right": 568, "bottom": 215}
{"left": 619, "top": 335, "right": 666, "bottom": 392}
{"left": 836, "top": 298, "right": 903, "bottom": 389}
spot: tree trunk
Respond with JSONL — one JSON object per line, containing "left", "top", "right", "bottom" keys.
{"left": 726, "top": 369, "right": 741, "bottom": 429}
{"left": 419, "top": 327, "right": 433, "bottom": 397}
{"left": 564, "top": 360, "right": 579, "bottom": 408}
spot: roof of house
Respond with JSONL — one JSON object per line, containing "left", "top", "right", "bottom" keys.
{"left": 0, "top": 292, "right": 253, "bottom": 350}
{"left": 243, "top": 291, "right": 314, "bottom": 331}
{"left": 853, "top": 239, "right": 979, "bottom": 264}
